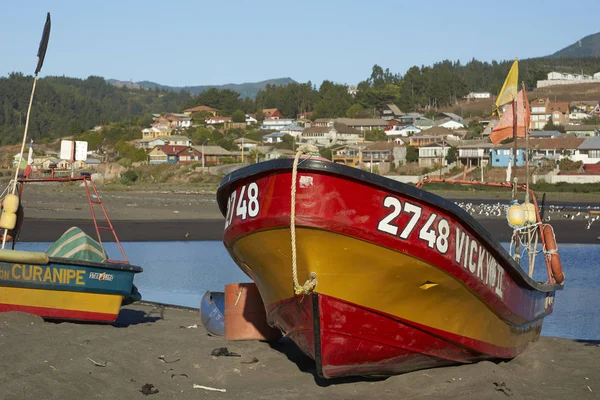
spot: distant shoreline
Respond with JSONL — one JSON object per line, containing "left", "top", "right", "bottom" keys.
{"left": 17, "top": 217, "right": 600, "bottom": 244}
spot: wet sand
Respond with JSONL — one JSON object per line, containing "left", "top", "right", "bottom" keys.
{"left": 0, "top": 304, "right": 598, "bottom": 400}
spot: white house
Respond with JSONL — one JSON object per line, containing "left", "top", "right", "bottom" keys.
{"left": 569, "top": 111, "right": 591, "bottom": 121}
{"left": 260, "top": 118, "right": 295, "bottom": 130}
{"left": 436, "top": 120, "right": 465, "bottom": 130}
{"left": 418, "top": 142, "right": 451, "bottom": 167}
{"left": 278, "top": 123, "right": 304, "bottom": 138}
{"left": 266, "top": 148, "right": 295, "bottom": 160}
{"left": 301, "top": 122, "right": 363, "bottom": 146}
{"left": 385, "top": 125, "right": 421, "bottom": 138}
{"left": 233, "top": 137, "right": 259, "bottom": 150}
{"left": 458, "top": 141, "right": 493, "bottom": 167}
{"left": 263, "top": 132, "right": 288, "bottom": 144}
{"left": 573, "top": 138, "right": 600, "bottom": 164}
{"left": 245, "top": 115, "right": 258, "bottom": 125}
{"left": 465, "top": 92, "right": 491, "bottom": 99}
{"left": 206, "top": 116, "right": 232, "bottom": 125}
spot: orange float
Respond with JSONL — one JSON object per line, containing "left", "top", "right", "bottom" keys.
{"left": 543, "top": 224, "right": 564, "bottom": 284}
{"left": 224, "top": 282, "right": 282, "bottom": 341}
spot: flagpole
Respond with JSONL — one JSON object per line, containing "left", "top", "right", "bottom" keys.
{"left": 1, "top": 13, "right": 50, "bottom": 250}
{"left": 511, "top": 96, "right": 518, "bottom": 199}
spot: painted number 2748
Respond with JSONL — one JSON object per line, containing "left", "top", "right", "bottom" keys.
{"left": 377, "top": 196, "right": 450, "bottom": 254}
{"left": 224, "top": 182, "right": 260, "bottom": 229}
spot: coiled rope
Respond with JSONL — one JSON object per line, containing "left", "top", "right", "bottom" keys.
{"left": 290, "top": 144, "right": 319, "bottom": 295}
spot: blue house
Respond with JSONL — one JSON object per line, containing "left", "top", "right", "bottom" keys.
{"left": 490, "top": 146, "right": 526, "bottom": 167}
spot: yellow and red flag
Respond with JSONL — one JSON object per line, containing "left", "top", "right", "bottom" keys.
{"left": 490, "top": 87, "right": 530, "bottom": 145}
{"left": 493, "top": 59, "right": 519, "bottom": 116}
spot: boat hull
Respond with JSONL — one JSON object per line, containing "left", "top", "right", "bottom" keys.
{"left": 0, "top": 258, "right": 141, "bottom": 322}
{"left": 217, "top": 159, "right": 561, "bottom": 378}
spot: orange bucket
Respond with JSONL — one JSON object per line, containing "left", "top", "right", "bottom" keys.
{"left": 224, "top": 282, "right": 281, "bottom": 341}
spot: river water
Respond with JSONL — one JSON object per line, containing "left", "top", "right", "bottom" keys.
{"left": 17, "top": 241, "right": 600, "bottom": 341}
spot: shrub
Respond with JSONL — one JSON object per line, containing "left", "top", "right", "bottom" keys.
{"left": 120, "top": 170, "right": 138, "bottom": 185}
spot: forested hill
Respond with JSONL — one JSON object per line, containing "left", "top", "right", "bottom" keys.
{"left": 453, "top": 56, "right": 600, "bottom": 93}
{"left": 0, "top": 73, "right": 191, "bottom": 145}
{"left": 107, "top": 77, "right": 296, "bottom": 99}
{"left": 549, "top": 32, "right": 600, "bottom": 58}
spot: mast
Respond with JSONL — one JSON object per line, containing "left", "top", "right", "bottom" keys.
{"left": 1, "top": 13, "right": 51, "bottom": 250}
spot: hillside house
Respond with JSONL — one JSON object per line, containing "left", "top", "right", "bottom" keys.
{"left": 570, "top": 101, "right": 598, "bottom": 113}
{"left": 142, "top": 125, "right": 172, "bottom": 139}
{"left": 206, "top": 116, "right": 232, "bottom": 125}
{"left": 465, "top": 92, "right": 491, "bottom": 99}
{"left": 245, "top": 115, "right": 258, "bottom": 125}
{"left": 234, "top": 137, "right": 259, "bottom": 150}
{"left": 334, "top": 118, "right": 389, "bottom": 132}
{"left": 436, "top": 120, "right": 465, "bottom": 130}
{"left": 489, "top": 147, "right": 526, "bottom": 167}
{"left": 266, "top": 149, "right": 295, "bottom": 160}
{"left": 565, "top": 125, "right": 600, "bottom": 136}
{"left": 73, "top": 159, "right": 102, "bottom": 169}
{"left": 136, "top": 135, "right": 191, "bottom": 149}
{"left": 409, "top": 127, "right": 464, "bottom": 147}
{"left": 547, "top": 102, "right": 570, "bottom": 126}
{"left": 380, "top": 104, "right": 404, "bottom": 120}
{"left": 362, "top": 142, "right": 407, "bottom": 166}
{"left": 263, "top": 132, "right": 288, "bottom": 144}
{"left": 260, "top": 118, "right": 294, "bottom": 130}
{"left": 574, "top": 138, "right": 600, "bottom": 165}
{"left": 263, "top": 108, "right": 284, "bottom": 120}
{"left": 183, "top": 105, "right": 218, "bottom": 116}
{"left": 176, "top": 147, "right": 203, "bottom": 163}
{"left": 164, "top": 113, "right": 192, "bottom": 129}
{"left": 434, "top": 112, "right": 463, "bottom": 122}
{"left": 301, "top": 122, "right": 363, "bottom": 146}
{"left": 530, "top": 98, "right": 550, "bottom": 130}
{"left": 148, "top": 145, "right": 190, "bottom": 164}
{"left": 386, "top": 124, "right": 421, "bottom": 138}
{"left": 418, "top": 142, "right": 452, "bottom": 168}
{"left": 331, "top": 144, "right": 367, "bottom": 166}
{"left": 191, "top": 145, "right": 234, "bottom": 165}
{"left": 458, "top": 141, "right": 493, "bottom": 167}
{"left": 278, "top": 123, "right": 304, "bottom": 138}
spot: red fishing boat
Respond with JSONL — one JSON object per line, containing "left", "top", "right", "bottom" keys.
{"left": 218, "top": 59, "right": 563, "bottom": 378}
{"left": 217, "top": 156, "right": 563, "bottom": 378}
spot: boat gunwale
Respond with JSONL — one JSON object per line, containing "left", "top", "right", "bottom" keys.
{"left": 217, "top": 158, "right": 562, "bottom": 293}
{"left": 47, "top": 256, "right": 143, "bottom": 272}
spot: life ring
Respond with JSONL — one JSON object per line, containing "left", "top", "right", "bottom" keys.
{"left": 542, "top": 224, "right": 564, "bottom": 284}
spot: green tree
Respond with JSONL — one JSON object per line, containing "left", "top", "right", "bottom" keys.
{"left": 319, "top": 147, "right": 332, "bottom": 160}
{"left": 406, "top": 146, "right": 419, "bottom": 163}
{"left": 365, "top": 129, "right": 387, "bottom": 142}
{"left": 543, "top": 120, "right": 566, "bottom": 133}
{"left": 346, "top": 104, "right": 364, "bottom": 118}
{"left": 446, "top": 146, "right": 458, "bottom": 164}
{"left": 231, "top": 109, "right": 246, "bottom": 123}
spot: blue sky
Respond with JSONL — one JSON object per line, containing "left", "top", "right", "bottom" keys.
{"left": 1, "top": 0, "right": 598, "bottom": 87}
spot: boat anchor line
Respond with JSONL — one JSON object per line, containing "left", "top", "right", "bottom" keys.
{"left": 290, "top": 145, "right": 319, "bottom": 296}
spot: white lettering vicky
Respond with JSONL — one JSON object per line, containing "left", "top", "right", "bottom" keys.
{"left": 455, "top": 227, "right": 505, "bottom": 298}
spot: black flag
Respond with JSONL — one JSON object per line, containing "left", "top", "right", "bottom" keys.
{"left": 35, "top": 12, "right": 51, "bottom": 74}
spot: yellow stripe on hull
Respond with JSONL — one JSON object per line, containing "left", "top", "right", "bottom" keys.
{"left": 229, "top": 227, "right": 539, "bottom": 349}
{"left": 0, "top": 286, "right": 123, "bottom": 315}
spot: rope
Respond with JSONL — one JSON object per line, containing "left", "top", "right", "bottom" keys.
{"left": 290, "top": 144, "right": 319, "bottom": 295}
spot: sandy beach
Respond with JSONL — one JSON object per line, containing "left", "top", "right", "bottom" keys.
{"left": 13, "top": 183, "right": 600, "bottom": 243}
{"left": 0, "top": 304, "right": 598, "bottom": 400}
